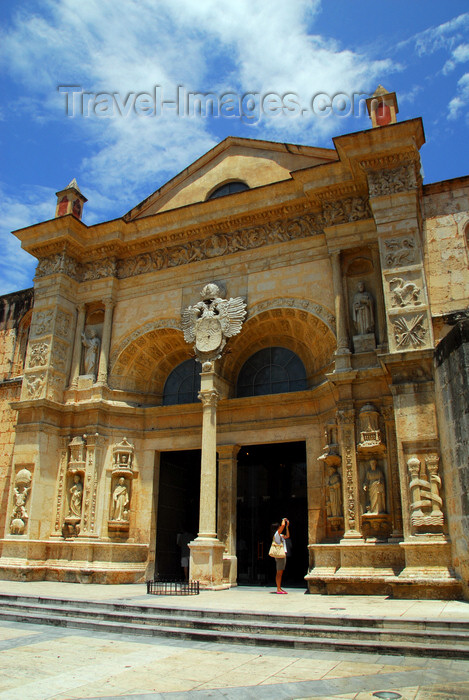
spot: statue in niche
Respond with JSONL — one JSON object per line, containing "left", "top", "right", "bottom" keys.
{"left": 81, "top": 328, "right": 100, "bottom": 377}
{"left": 111, "top": 477, "right": 130, "bottom": 521}
{"left": 326, "top": 466, "right": 343, "bottom": 517}
{"left": 363, "top": 459, "right": 386, "bottom": 514}
{"left": 352, "top": 281, "right": 374, "bottom": 336}
{"left": 68, "top": 474, "right": 83, "bottom": 518}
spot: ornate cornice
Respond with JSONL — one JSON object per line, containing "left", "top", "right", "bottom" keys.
{"left": 34, "top": 194, "right": 372, "bottom": 282}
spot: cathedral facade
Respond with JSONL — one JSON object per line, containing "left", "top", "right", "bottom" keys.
{"left": 0, "top": 90, "right": 468, "bottom": 598}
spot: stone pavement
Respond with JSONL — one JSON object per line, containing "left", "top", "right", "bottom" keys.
{"left": 1, "top": 580, "right": 469, "bottom": 699}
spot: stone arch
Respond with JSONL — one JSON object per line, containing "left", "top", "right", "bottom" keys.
{"left": 109, "top": 320, "right": 190, "bottom": 397}
{"left": 220, "top": 299, "right": 336, "bottom": 393}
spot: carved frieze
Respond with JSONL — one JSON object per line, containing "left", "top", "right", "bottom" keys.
{"left": 322, "top": 196, "right": 372, "bottom": 227}
{"left": 36, "top": 252, "right": 80, "bottom": 280}
{"left": 367, "top": 163, "right": 419, "bottom": 197}
{"left": 35, "top": 197, "right": 373, "bottom": 283}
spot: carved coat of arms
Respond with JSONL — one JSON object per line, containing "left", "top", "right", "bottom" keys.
{"left": 182, "top": 283, "right": 247, "bottom": 361}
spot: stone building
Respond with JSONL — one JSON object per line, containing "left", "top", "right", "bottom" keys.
{"left": 0, "top": 89, "right": 468, "bottom": 598}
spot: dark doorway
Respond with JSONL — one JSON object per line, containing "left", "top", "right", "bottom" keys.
{"left": 155, "top": 450, "right": 200, "bottom": 579}
{"left": 237, "top": 441, "right": 308, "bottom": 588}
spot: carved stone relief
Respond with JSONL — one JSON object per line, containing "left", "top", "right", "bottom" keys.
{"left": 25, "top": 371, "right": 46, "bottom": 399}
{"left": 35, "top": 199, "right": 372, "bottom": 283}
{"left": 30, "top": 310, "right": 53, "bottom": 338}
{"left": 367, "top": 163, "right": 418, "bottom": 197}
{"left": 28, "top": 341, "right": 49, "bottom": 368}
{"left": 388, "top": 276, "right": 422, "bottom": 308}
{"left": 56, "top": 310, "right": 73, "bottom": 340}
{"left": 357, "top": 403, "right": 383, "bottom": 451}
{"left": 10, "top": 468, "right": 32, "bottom": 535}
{"left": 382, "top": 237, "right": 417, "bottom": 268}
{"left": 51, "top": 339, "right": 69, "bottom": 374}
{"left": 392, "top": 313, "right": 427, "bottom": 349}
{"left": 407, "top": 454, "right": 444, "bottom": 533}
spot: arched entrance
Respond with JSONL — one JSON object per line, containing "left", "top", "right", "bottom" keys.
{"left": 236, "top": 441, "right": 308, "bottom": 587}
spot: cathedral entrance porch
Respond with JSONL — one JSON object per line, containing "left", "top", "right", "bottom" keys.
{"left": 236, "top": 441, "right": 308, "bottom": 589}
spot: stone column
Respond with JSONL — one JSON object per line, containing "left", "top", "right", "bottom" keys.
{"left": 331, "top": 251, "right": 351, "bottom": 369}
{"left": 336, "top": 406, "right": 362, "bottom": 539}
{"left": 217, "top": 444, "right": 240, "bottom": 585}
{"left": 189, "top": 364, "right": 226, "bottom": 588}
{"left": 69, "top": 304, "right": 86, "bottom": 387}
{"left": 97, "top": 299, "right": 114, "bottom": 384}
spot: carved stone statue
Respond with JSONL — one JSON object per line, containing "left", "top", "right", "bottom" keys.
{"left": 182, "top": 283, "right": 247, "bottom": 362}
{"left": 353, "top": 281, "right": 374, "bottom": 336}
{"left": 326, "top": 466, "right": 343, "bottom": 517}
{"left": 68, "top": 475, "right": 83, "bottom": 518}
{"left": 363, "top": 459, "right": 386, "bottom": 514}
{"left": 81, "top": 329, "right": 100, "bottom": 376}
{"left": 111, "top": 477, "right": 129, "bottom": 521}
{"left": 10, "top": 468, "right": 32, "bottom": 535}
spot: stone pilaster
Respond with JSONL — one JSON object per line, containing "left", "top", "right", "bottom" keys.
{"left": 69, "top": 304, "right": 86, "bottom": 387}
{"left": 336, "top": 406, "right": 362, "bottom": 539}
{"left": 79, "top": 433, "right": 104, "bottom": 538}
{"left": 97, "top": 299, "right": 114, "bottom": 385}
{"left": 217, "top": 444, "right": 240, "bottom": 584}
{"left": 330, "top": 251, "right": 351, "bottom": 370}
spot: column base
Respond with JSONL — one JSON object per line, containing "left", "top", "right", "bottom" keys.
{"left": 189, "top": 537, "right": 227, "bottom": 589}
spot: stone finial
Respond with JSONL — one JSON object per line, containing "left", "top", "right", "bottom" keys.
{"left": 55, "top": 179, "right": 87, "bottom": 220}
{"left": 366, "top": 85, "right": 399, "bottom": 128}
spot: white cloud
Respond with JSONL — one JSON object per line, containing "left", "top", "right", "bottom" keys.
{"left": 411, "top": 13, "right": 469, "bottom": 57}
{"left": 448, "top": 73, "right": 469, "bottom": 121}
{"left": 1, "top": 0, "right": 394, "bottom": 207}
{"left": 0, "top": 185, "right": 53, "bottom": 295}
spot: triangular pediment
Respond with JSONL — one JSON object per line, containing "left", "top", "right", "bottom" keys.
{"left": 125, "top": 136, "right": 337, "bottom": 220}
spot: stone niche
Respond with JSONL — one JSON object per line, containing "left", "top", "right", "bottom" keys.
{"left": 62, "top": 436, "right": 86, "bottom": 538}
{"left": 108, "top": 438, "right": 136, "bottom": 535}
{"left": 318, "top": 421, "right": 344, "bottom": 540}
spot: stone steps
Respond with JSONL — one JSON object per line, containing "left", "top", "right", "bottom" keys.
{"left": 0, "top": 593, "right": 468, "bottom": 658}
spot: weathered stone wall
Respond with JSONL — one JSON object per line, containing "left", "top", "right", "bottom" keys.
{"left": 0, "top": 289, "right": 34, "bottom": 536}
{"left": 434, "top": 318, "right": 469, "bottom": 596}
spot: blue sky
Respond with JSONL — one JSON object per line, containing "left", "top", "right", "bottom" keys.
{"left": 0, "top": 0, "right": 468, "bottom": 295}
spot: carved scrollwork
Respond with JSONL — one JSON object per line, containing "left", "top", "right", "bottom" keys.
{"left": 28, "top": 341, "right": 49, "bottom": 368}
{"left": 36, "top": 252, "right": 80, "bottom": 280}
{"left": 368, "top": 163, "right": 418, "bottom": 197}
{"left": 322, "top": 196, "right": 371, "bottom": 227}
{"left": 198, "top": 389, "right": 219, "bottom": 407}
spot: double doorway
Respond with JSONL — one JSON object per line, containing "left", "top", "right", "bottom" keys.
{"left": 156, "top": 440, "right": 308, "bottom": 586}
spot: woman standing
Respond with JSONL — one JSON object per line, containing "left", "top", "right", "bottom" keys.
{"left": 272, "top": 518, "right": 290, "bottom": 594}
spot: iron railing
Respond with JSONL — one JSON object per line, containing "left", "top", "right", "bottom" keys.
{"left": 146, "top": 579, "right": 200, "bottom": 595}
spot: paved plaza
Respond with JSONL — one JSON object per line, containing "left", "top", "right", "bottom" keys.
{"left": 1, "top": 582, "right": 469, "bottom": 699}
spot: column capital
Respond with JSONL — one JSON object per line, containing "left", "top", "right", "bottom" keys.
{"left": 217, "top": 444, "right": 241, "bottom": 461}
{"left": 198, "top": 389, "right": 219, "bottom": 407}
